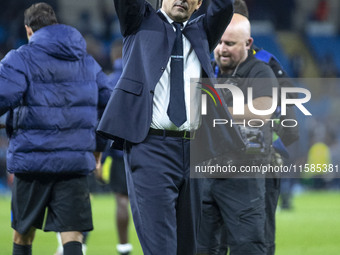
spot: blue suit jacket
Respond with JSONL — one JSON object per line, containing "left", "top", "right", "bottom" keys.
{"left": 97, "top": 0, "right": 234, "bottom": 145}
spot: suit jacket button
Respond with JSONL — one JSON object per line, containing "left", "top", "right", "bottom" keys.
{"left": 161, "top": 67, "right": 165, "bottom": 71}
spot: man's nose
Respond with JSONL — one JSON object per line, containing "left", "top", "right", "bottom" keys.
{"left": 220, "top": 43, "right": 228, "bottom": 53}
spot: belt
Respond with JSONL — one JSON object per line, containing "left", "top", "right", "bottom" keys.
{"left": 148, "top": 128, "right": 196, "bottom": 139}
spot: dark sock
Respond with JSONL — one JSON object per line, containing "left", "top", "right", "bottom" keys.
{"left": 82, "top": 231, "right": 89, "bottom": 244}
{"left": 12, "top": 243, "right": 32, "bottom": 255}
{"left": 63, "top": 241, "right": 83, "bottom": 255}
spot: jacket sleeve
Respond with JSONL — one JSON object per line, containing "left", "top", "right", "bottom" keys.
{"left": 204, "top": 0, "right": 234, "bottom": 52}
{"left": 96, "top": 70, "right": 113, "bottom": 152}
{"left": 113, "top": 0, "right": 145, "bottom": 36}
{"left": 97, "top": 70, "right": 113, "bottom": 108}
{"left": 0, "top": 50, "right": 28, "bottom": 116}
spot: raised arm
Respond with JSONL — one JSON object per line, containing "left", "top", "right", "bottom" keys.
{"left": 204, "top": 0, "right": 234, "bottom": 52}
{"left": 113, "top": 0, "right": 146, "bottom": 36}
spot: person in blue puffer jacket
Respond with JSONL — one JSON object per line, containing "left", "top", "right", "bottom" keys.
{"left": 0, "top": 3, "right": 112, "bottom": 255}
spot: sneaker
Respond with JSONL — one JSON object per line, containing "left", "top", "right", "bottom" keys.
{"left": 117, "top": 243, "right": 133, "bottom": 255}
{"left": 82, "top": 244, "right": 87, "bottom": 255}
{"left": 53, "top": 248, "right": 63, "bottom": 255}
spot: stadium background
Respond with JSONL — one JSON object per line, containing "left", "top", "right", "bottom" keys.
{"left": 0, "top": 0, "right": 340, "bottom": 254}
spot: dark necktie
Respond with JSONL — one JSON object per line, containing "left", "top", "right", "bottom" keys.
{"left": 167, "top": 22, "right": 186, "bottom": 127}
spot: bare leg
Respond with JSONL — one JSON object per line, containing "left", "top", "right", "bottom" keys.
{"left": 13, "top": 227, "right": 36, "bottom": 245}
{"left": 116, "top": 193, "right": 129, "bottom": 244}
{"left": 115, "top": 193, "right": 132, "bottom": 254}
{"left": 12, "top": 228, "right": 36, "bottom": 255}
{"left": 60, "top": 231, "right": 83, "bottom": 245}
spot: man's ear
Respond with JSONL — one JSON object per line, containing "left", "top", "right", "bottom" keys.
{"left": 25, "top": 25, "right": 34, "bottom": 40}
{"left": 195, "top": 0, "right": 203, "bottom": 11}
{"left": 246, "top": 37, "right": 254, "bottom": 49}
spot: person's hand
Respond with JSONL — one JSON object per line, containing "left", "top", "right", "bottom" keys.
{"left": 93, "top": 151, "right": 103, "bottom": 180}
{"left": 0, "top": 123, "right": 5, "bottom": 129}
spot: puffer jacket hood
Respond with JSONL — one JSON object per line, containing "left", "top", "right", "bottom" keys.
{"left": 29, "top": 24, "right": 86, "bottom": 61}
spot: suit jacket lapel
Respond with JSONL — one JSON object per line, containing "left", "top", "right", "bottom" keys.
{"left": 157, "top": 10, "right": 176, "bottom": 59}
{"left": 183, "top": 23, "right": 213, "bottom": 77}
{"left": 157, "top": 10, "right": 213, "bottom": 77}
{"left": 157, "top": 10, "right": 169, "bottom": 23}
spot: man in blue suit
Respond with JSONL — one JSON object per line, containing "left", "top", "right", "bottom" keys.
{"left": 97, "top": 0, "right": 234, "bottom": 254}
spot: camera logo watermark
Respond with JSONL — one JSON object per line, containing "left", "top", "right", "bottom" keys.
{"left": 201, "top": 83, "right": 311, "bottom": 116}
{"left": 199, "top": 82, "right": 311, "bottom": 128}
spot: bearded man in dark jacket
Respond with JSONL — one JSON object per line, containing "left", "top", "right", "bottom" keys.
{"left": 0, "top": 3, "right": 112, "bottom": 255}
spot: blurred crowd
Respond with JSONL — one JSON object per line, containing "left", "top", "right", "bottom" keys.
{"left": 1, "top": 0, "right": 340, "bottom": 200}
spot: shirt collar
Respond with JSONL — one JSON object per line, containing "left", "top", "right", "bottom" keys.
{"left": 160, "top": 9, "right": 188, "bottom": 29}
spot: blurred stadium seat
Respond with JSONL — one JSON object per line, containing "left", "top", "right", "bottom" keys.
{"left": 307, "top": 35, "right": 340, "bottom": 73}
{"left": 253, "top": 34, "right": 293, "bottom": 76}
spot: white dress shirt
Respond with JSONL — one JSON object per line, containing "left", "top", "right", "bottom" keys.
{"left": 150, "top": 10, "right": 202, "bottom": 131}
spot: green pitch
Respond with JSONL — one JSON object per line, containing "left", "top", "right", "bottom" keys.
{"left": 275, "top": 191, "right": 340, "bottom": 255}
{"left": 0, "top": 191, "right": 339, "bottom": 255}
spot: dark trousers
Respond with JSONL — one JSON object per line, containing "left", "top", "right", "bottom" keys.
{"left": 217, "top": 178, "right": 280, "bottom": 255}
{"left": 264, "top": 178, "right": 280, "bottom": 255}
{"left": 124, "top": 134, "right": 202, "bottom": 255}
{"left": 197, "top": 178, "right": 266, "bottom": 255}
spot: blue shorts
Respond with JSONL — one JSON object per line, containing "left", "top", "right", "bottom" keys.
{"left": 11, "top": 173, "right": 93, "bottom": 234}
